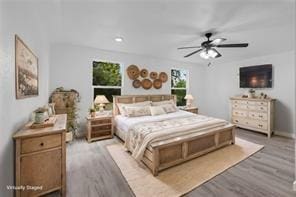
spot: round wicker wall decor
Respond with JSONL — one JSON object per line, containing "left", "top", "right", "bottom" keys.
{"left": 159, "top": 72, "right": 168, "bottom": 82}
{"left": 153, "top": 79, "right": 162, "bottom": 89}
{"left": 150, "top": 72, "right": 158, "bottom": 79}
{"left": 141, "top": 79, "right": 153, "bottom": 89}
{"left": 127, "top": 65, "right": 140, "bottom": 80}
{"left": 132, "top": 79, "right": 141, "bottom": 88}
{"left": 140, "top": 69, "right": 149, "bottom": 78}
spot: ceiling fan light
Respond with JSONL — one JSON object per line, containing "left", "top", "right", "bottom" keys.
{"left": 208, "top": 49, "right": 218, "bottom": 58}
{"left": 200, "top": 51, "right": 210, "bottom": 59}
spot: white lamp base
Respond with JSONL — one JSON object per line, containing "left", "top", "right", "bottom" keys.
{"left": 99, "top": 103, "right": 105, "bottom": 113}
{"left": 186, "top": 99, "right": 193, "bottom": 108}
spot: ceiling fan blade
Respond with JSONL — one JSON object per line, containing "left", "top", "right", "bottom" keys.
{"left": 178, "top": 46, "right": 201, "bottom": 50}
{"left": 211, "top": 48, "right": 222, "bottom": 58}
{"left": 216, "top": 43, "right": 249, "bottom": 48}
{"left": 210, "top": 38, "right": 226, "bottom": 45}
{"left": 184, "top": 49, "right": 203, "bottom": 58}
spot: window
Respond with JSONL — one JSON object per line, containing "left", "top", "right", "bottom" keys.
{"left": 171, "top": 69, "right": 188, "bottom": 106}
{"left": 92, "top": 61, "right": 122, "bottom": 110}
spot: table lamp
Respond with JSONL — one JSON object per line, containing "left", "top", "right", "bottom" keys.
{"left": 184, "top": 94, "right": 194, "bottom": 108}
{"left": 94, "top": 95, "right": 110, "bottom": 113}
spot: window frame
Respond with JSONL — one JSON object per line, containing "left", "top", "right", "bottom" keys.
{"left": 170, "top": 68, "right": 189, "bottom": 106}
{"left": 92, "top": 60, "right": 124, "bottom": 101}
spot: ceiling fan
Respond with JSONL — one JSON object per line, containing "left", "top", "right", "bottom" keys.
{"left": 178, "top": 32, "right": 249, "bottom": 59}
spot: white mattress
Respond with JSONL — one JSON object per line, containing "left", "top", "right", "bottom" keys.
{"left": 114, "top": 110, "right": 195, "bottom": 134}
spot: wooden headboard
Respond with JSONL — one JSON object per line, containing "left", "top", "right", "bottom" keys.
{"left": 113, "top": 94, "right": 176, "bottom": 116}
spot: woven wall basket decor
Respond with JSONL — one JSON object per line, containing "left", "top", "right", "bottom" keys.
{"left": 159, "top": 72, "right": 168, "bottom": 82}
{"left": 141, "top": 79, "right": 153, "bottom": 90}
{"left": 132, "top": 79, "right": 141, "bottom": 88}
{"left": 153, "top": 79, "right": 162, "bottom": 89}
{"left": 140, "top": 69, "right": 149, "bottom": 78}
{"left": 150, "top": 72, "right": 158, "bottom": 80}
{"left": 127, "top": 65, "right": 140, "bottom": 80}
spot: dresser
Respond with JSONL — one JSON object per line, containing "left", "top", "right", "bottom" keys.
{"left": 13, "top": 114, "right": 67, "bottom": 197}
{"left": 230, "top": 97, "right": 275, "bottom": 138}
{"left": 86, "top": 113, "right": 113, "bottom": 143}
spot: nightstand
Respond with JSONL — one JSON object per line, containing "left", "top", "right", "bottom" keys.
{"left": 86, "top": 113, "right": 113, "bottom": 143}
{"left": 180, "top": 106, "right": 198, "bottom": 114}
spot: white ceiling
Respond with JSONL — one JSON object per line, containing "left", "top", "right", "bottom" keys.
{"left": 18, "top": 0, "right": 296, "bottom": 64}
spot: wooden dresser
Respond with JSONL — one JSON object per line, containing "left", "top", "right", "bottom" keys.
{"left": 13, "top": 114, "right": 67, "bottom": 197}
{"left": 230, "top": 97, "right": 275, "bottom": 138}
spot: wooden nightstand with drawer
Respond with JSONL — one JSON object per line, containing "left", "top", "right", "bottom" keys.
{"left": 180, "top": 107, "right": 198, "bottom": 114}
{"left": 86, "top": 113, "right": 113, "bottom": 143}
{"left": 13, "top": 114, "right": 67, "bottom": 197}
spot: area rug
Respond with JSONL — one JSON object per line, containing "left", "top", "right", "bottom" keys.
{"left": 106, "top": 138, "right": 263, "bottom": 197}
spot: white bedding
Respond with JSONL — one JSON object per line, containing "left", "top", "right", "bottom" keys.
{"left": 115, "top": 110, "right": 194, "bottom": 134}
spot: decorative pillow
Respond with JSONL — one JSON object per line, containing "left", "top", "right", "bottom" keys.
{"left": 151, "top": 99, "right": 175, "bottom": 106}
{"left": 117, "top": 101, "right": 151, "bottom": 116}
{"left": 150, "top": 106, "right": 166, "bottom": 116}
{"left": 161, "top": 103, "right": 178, "bottom": 113}
{"left": 124, "top": 106, "right": 151, "bottom": 117}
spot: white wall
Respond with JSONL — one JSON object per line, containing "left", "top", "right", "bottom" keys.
{"left": 49, "top": 44, "right": 206, "bottom": 134}
{"left": 203, "top": 51, "right": 295, "bottom": 136}
{"left": 0, "top": 2, "right": 51, "bottom": 196}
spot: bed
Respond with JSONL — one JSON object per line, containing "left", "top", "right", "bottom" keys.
{"left": 113, "top": 95, "right": 235, "bottom": 176}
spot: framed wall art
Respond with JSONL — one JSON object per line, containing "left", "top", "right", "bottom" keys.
{"left": 15, "top": 35, "right": 39, "bottom": 99}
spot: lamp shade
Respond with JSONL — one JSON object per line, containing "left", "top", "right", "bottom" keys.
{"left": 94, "top": 95, "right": 110, "bottom": 104}
{"left": 184, "top": 94, "right": 194, "bottom": 100}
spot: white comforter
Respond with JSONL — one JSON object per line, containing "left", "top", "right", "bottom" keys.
{"left": 119, "top": 111, "right": 229, "bottom": 162}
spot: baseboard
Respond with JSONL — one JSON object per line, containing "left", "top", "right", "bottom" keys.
{"left": 274, "top": 130, "right": 295, "bottom": 139}
{"left": 293, "top": 181, "right": 296, "bottom": 191}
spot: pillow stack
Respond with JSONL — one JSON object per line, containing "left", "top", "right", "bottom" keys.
{"left": 117, "top": 99, "right": 178, "bottom": 117}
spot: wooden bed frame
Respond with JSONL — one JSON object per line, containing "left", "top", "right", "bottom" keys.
{"left": 113, "top": 95, "right": 236, "bottom": 176}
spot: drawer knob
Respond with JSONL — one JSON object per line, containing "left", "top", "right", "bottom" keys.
{"left": 40, "top": 142, "right": 44, "bottom": 146}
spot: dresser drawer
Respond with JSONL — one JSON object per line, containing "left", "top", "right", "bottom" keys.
{"left": 92, "top": 124, "right": 112, "bottom": 132}
{"left": 232, "top": 117, "right": 244, "bottom": 125}
{"left": 248, "top": 111, "right": 268, "bottom": 120}
{"left": 232, "top": 100, "right": 248, "bottom": 105}
{"left": 248, "top": 120, "right": 268, "bottom": 130}
{"left": 255, "top": 101, "right": 268, "bottom": 106}
{"left": 21, "top": 134, "right": 62, "bottom": 154}
{"left": 91, "top": 118, "right": 112, "bottom": 125}
{"left": 232, "top": 110, "right": 248, "bottom": 117}
{"left": 256, "top": 105, "right": 268, "bottom": 112}
{"left": 232, "top": 104, "right": 248, "bottom": 110}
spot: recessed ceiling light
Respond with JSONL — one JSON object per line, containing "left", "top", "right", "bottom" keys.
{"left": 115, "top": 37, "right": 123, "bottom": 42}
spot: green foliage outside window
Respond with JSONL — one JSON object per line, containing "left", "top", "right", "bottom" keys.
{"left": 93, "top": 61, "right": 122, "bottom": 86}
{"left": 171, "top": 69, "right": 188, "bottom": 106}
{"left": 92, "top": 61, "right": 122, "bottom": 110}
{"left": 171, "top": 69, "right": 187, "bottom": 88}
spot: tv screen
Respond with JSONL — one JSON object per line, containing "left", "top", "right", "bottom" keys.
{"left": 240, "top": 64, "right": 272, "bottom": 88}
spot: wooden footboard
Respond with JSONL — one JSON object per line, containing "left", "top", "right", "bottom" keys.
{"left": 142, "top": 125, "right": 236, "bottom": 176}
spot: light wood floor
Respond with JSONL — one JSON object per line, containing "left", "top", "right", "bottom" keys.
{"left": 49, "top": 129, "right": 295, "bottom": 197}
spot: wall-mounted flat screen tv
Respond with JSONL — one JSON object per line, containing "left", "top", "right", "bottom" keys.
{"left": 239, "top": 64, "right": 272, "bottom": 88}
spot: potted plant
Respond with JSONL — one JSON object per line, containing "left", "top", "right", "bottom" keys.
{"left": 34, "top": 107, "right": 48, "bottom": 124}
{"left": 89, "top": 108, "right": 96, "bottom": 118}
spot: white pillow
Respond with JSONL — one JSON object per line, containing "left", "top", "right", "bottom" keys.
{"left": 124, "top": 106, "right": 151, "bottom": 117}
{"left": 161, "top": 103, "right": 178, "bottom": 113}
{"left": 117, "top": 101, "right": 151, "bottom": 116}
{"left": 151, "top": 99, "right": 175, "bottom": 106}
{"left": 150, "top": 106, "right": 166, "bottom": 116}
